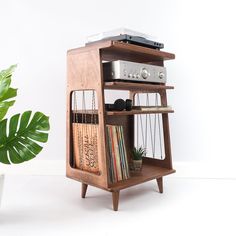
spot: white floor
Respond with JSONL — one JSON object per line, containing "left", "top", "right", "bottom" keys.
{"left": 0, "top": 175, "right": 236, "bottom": 236}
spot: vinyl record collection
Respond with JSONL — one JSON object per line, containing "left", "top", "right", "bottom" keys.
{"left": 106, "top": 125, "right": 130, "bottom": 183}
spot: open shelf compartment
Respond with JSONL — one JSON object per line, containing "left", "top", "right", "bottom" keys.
{"left": 109, "top": 157, "right": 175, "bottom": 191}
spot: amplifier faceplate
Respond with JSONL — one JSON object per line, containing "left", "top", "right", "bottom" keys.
{"left": 103, "top": 60, "right": 167, "bottom": 84}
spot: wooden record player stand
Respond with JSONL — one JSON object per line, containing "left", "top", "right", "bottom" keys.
{"left": 66, "top": 40, "right": 175, "bottom": 211}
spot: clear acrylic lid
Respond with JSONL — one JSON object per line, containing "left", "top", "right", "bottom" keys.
{"left": 87, "top": 28, "right": 157, "bottom": 43}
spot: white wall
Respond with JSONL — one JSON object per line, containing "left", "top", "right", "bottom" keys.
{"left": 1, "top": 0, "right": 236, "bottom": 167}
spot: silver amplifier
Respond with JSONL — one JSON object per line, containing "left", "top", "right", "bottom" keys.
{"left": 103, "top": 60, "right": 166, "bottom": 84}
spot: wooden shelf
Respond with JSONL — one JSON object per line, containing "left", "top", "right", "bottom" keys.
{"left": 68, "top": 40, "right": 175, "bottom": 64}
{"left": 106, "top": 109, "right": 174, "bottom": 116}
{"left": 109, "top": 158, "right": 175, "bottom": 191}
{"left": 101, "top": 41, "right": 175, "bottom": 63}
{"left": 104, "top": 81, "right": 174, "bottom": 92}
{"left": 72, "top": 108, "right": 174, "bottom": 117}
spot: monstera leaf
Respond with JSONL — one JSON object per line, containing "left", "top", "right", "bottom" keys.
{"left": 0, "top": 65, "right": 17, "bottom": 121}
{"left": 0, "top": 111, "right": 50, "bottom": 164}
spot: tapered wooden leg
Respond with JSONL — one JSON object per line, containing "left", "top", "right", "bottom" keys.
{"left": 156, "top": 177, "right": 163, "bottom": 193}
{"left": 112, "top": 191, "right": 120, "bottom": 211}
{"left": 81, "top": 183, "right": 88, "bottom": 198}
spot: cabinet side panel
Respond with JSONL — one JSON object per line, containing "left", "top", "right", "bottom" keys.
{"left": 66, "top": 49, "right": 109, "bottom": 188}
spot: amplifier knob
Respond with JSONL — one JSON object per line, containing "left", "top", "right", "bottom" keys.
{"left": 141, "top": 68, "right": 149, "bottom": 79}
{"left": 159, "top": 72, "right": 165, "bottom": 79}
{"left": 128, "top": 73, "right": 132, "bottom": 78}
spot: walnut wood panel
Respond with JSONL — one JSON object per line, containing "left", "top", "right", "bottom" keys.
{"left": 106, "top": 109, "right": 174, "bottom": 116}
{"left": 72, "top": 109, "right": 174, "bottom": 116}
{"left": 159, "top": 90, "right": 173, "bottom": 169}
{"left": 67, "top": 49, "right": 109, "bottom": 188}
{"left": 104, "top": 81, "right": 174, "bottom": 92}
{"left": 68, "top": 40, "right": 174, "bottom": 63}
{"left": 101, "top": 41, "right": 175, "bottom": 63}
{"left": 108, "top": 157, "right": 175, "bottom": 191}
{"left": 111, "top": 41, "right": 175, "bottom": 59}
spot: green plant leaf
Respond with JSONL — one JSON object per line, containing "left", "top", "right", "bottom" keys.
{"left": 0, "top": 65, "right": 16, "bottom": 97}
{"left": 0, "top": 65, "right": 17, "bottom": 81}
{"left": 0, "top": 76, "right": 11, "bottom": 98}
{"left": 131, "top": 146, "right": 146, "bottom": 160}
{"left": 0, "top": 111, "right": 50, "bottom": 164}
{"left": 0, "top": 87, "right": 17, "bottom": 101}
{"left": 0, "top": 100, "right": 16, "bottom": 121}
{"left": 0, "top": 65, "right": 17, "bottom": 121}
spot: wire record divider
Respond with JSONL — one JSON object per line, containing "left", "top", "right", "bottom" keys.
{"left": 72, "top": 90, "right": 100, "bottom": 174}
{"left": 134, "top": 93, "right": 165, "bottom": 160}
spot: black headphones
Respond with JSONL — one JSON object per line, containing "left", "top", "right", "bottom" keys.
{"left": 105, "top": 99, "right": 132, "bottom": 111}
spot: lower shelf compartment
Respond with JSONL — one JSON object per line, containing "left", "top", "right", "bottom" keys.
{"left": 108, "top": 162, "right": 175, "bottom": 191}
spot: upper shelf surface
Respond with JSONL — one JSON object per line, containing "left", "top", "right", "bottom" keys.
{"left": 68, "top": 40, "right": 175, "bottom": 62}
{"left": 104, "top": 81, "right": 174, "bottom": 91}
